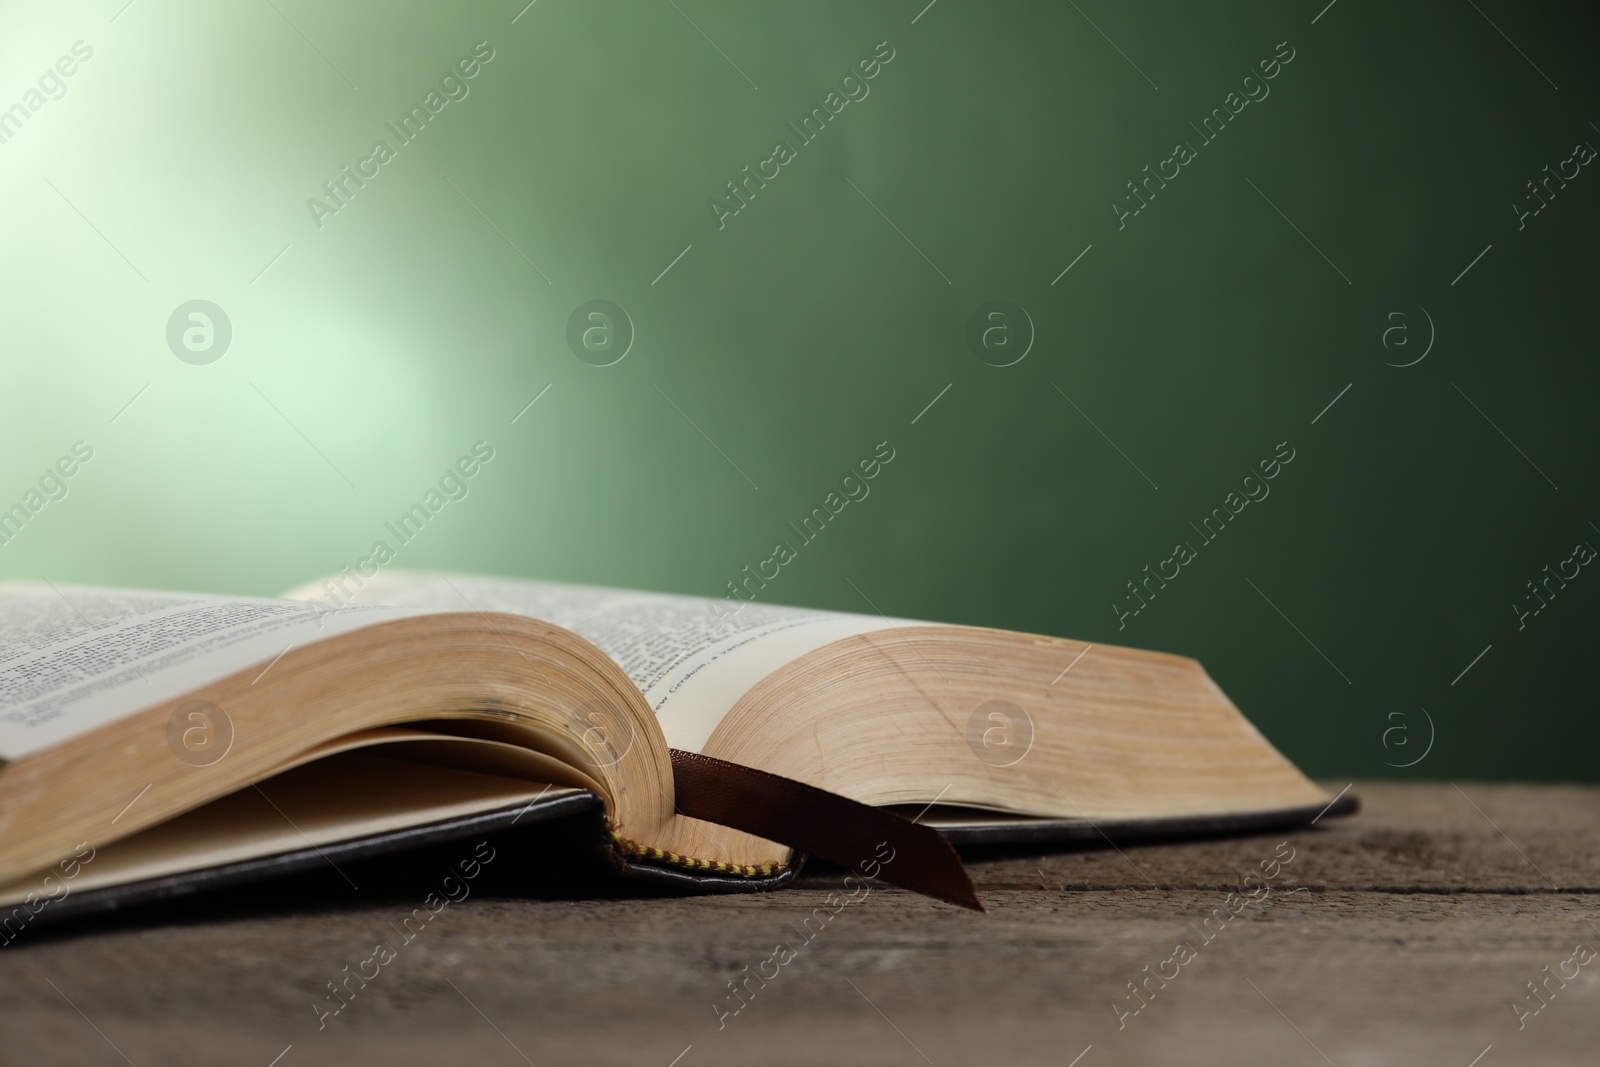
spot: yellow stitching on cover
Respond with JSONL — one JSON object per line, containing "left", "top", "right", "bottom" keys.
{"left": 609, "top": 830, "right": 783, "bottom": 878}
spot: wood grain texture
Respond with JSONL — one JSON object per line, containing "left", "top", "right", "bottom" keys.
{"left": 3, "top": 782, "right": 1597, "bottom": 1066}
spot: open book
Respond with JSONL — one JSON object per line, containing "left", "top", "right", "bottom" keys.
{"left": 0, "top": 571, "right": 1350, "bottom": 924}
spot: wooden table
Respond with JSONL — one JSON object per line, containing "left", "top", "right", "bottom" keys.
{"left": 5, "top": 782, "right": 1597, "bottom": 1066}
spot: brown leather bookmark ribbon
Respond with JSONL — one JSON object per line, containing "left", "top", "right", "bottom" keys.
{"left": 669, "top": 750, "right": 984, "bottom": 912}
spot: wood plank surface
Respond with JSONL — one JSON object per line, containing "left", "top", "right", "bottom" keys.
{"left": 3, "top": 782, "right": 1597, "bottom": 1066}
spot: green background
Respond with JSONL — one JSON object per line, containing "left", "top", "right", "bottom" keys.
{"left": 1, "top": 0, "right": 1595, "bottom": 780}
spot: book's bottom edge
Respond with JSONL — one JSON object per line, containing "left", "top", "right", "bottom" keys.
{"left": 5, "top": 792, "right": 1355, "bottom": 930}
{"left": 7, "top": 791, "right": 803, "bottom": 932}
{"left": 934, "top": 793, "right": 1361, "bottom": 847}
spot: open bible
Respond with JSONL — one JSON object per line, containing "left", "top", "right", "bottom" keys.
{"left": 0, "top": 571, "right": 1351, "bottom": 925}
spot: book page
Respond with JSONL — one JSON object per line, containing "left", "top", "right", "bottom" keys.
{"left": 0, "top": 583, "right": 418, "bottom": 760}
{"left": 287, "top": 571, "right": 928, "bottom": 753}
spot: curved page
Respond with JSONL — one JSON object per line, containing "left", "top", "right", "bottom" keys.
{"left": 0, "top": 583, "right": 419, "bottom": 760}
{"left": 290, "top": 570, "right": 930, "bottom": 753}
